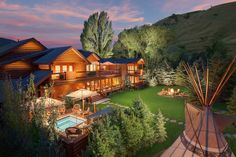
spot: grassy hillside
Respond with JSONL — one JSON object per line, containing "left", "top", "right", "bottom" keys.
{"left": 154, "top": 2, "right": 236, "bottom": 56}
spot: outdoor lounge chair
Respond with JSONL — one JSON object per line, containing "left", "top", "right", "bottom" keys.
{"left": 83, "top": 107, "right": 90, "bottom": 116}
{"left": 72, "top": 104, "right": 82, "bottom": 115}
{"left": 58, "top": 105, "right": 65, "bottom": 115}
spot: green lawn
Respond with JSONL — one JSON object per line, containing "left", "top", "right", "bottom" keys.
{"left": 109, "top": 86, "right": 187, "bottom": 121}
{"left": 106, "top": 86, "right": 236, "bottom": 156}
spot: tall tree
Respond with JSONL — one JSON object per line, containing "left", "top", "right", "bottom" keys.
{"left": 80, "top": 11, "right": 113, "bottom": 58}
{"left": 154, "top": 110, "right": 167, "bottom": 143}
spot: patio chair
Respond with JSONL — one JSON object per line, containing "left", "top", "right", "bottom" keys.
{"left": 72, "top": 104, "right": 82, "bottom": 115}
{"left": 83, "top": 107, "right": 90, "bottom": 116}
{"left": 58, "top": 105, "right": 65, "bottom": 115}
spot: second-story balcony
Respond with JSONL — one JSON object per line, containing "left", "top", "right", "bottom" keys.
{"left": 128, "top": 69, "right": 144, "bottom": 75}
{"left": 51, "top": 70, "right": 121, "bottom": 82}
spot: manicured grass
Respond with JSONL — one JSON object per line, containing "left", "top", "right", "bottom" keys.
{"left": 109, "top": 86, "right": 236, "bottom": 156}
{"left": 109, "top": 86, "right": 187, "bottom": 121}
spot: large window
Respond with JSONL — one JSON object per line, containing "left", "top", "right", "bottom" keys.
{"left": 69, "top": 65, "right": 73, "bottom": 72}
{"left": 86, "top": 64, "right": 96, "bottom": 71}
{"left": 55, "top": 65, "right": 60, "bottom": 73}
{"left": 62, "top": 65, "right": 67, "bottom": 72}
{"left": 55, "top": 65, "right": 74, "bottom": 73}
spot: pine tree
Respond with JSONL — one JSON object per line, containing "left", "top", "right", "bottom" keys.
{"left": 131, "top": 98, "right": 155, "bottom": 147}
{"left": 227, "top": 87, "right": 236, "bottom": 115}
{"left": 86, "top": 116, "right": 122, "bottom": 157}
{"left": 80, "top": 11, "right": 113, "bottom": 58}
{"left": 155, "top": 110, "right": 167, "bottom": 143}
{"left": 175, "top": 61, "right": 187, "bottom": 86}
{"left": 1, "top": 75, "right": 65, "bottom": 157}
{"left": 119, "top": 111, "right": 143, "bottom": 156}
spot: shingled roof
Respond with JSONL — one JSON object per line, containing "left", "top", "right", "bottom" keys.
{"left": 78, "top": 49, "right": 93, "bottom": 58}
{"left": 0, "top": 38, "right": 16, "bottom": 47}
{"left": 0, "top": 51, "right": 48, "bottom": 66}
{"left": 0, "top": 38, "right": 46, "bottom": 57}
{"left": 78, "top": 49, "right": 101, "bottom": 60}
{"left": 33, "top": 46, "right": 71, "bottom": 64}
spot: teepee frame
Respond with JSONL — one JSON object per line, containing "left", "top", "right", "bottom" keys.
{"left": 161, "top": 55, "right": 236, "bottom": 157}
{"left": 183, "top": 56, "right": 236, "bottom": 106}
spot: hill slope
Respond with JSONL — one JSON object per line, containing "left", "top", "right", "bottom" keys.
{"left": 154, "top": 2, "right": 236, "bottom": 56}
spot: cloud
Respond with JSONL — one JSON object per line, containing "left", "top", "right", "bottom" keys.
{"left": 191, "top": 0, "right": 236, "bottom": 11}
{"left": 161, "top": 0, "right": 236, "bottom": 14}
{"left": 0, "top": 0, "right": 144, "bottom": 47}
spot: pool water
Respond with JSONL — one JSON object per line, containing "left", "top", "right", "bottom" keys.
{"left": 56, "top": 116, "right": 85, "bottom": 132}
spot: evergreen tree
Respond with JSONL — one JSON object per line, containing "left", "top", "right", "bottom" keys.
{"left": 175, "top": 61, "right": 187, "bottom": 86}
{"left": 85, "top": 116, "right": 122, "bottom": 157}
{"left": 1, "top": 75, "right": 65, "bottom": 157}
{"left": 155, "top": 110, "right": 167, "bottom": 143}
{"left": 227, "top": 87, "right": 236, "bottom": 115}
{"left": 80, "top": 11, "right": 113, "bottom": 58}
{"left": 131, "top": 98, "right": 155, "bottom": 147}
{"left": 119, "top": 111, "right": 143, "bottom": 155}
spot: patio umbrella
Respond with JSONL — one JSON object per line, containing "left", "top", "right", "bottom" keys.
{"left": 35, "top": 97, "right": 64, "bottom": 109}
{"left": 66, "top": 89, "right": 98, "bottom": 111}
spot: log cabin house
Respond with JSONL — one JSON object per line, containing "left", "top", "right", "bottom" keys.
{"left": 0, "top": 38, "right": 145, "bottom": 101}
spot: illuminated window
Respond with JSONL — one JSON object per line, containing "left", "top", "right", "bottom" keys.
{"left": 62, "top": 65, "right": 67, "bottom": 72}
{"left": 86, "top": 64, "right": 96, "bottom": 71}
{"left": 69, "top": 65, "right": 73, "bottom": 72}
{"left": 55, "top": 65, "right": 60, "bottom": 73}
{"left": 128, "top": 65, "right": 134, "bottom": 71}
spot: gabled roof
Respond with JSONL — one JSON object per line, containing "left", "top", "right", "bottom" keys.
{"left": 100, "top": 58, "right": 144, "bottom": 64}
{"left": 78, "top": 49, "right": 100, "bottom": 60}
{"left": 0, "top": 38, "right": 47, "bottom": 57}
{"left": 21, "top": 70, "right": 52, "bottom": 87}
{"left": 78, "top": 49, "right": 93, "bottom": 58}
{"left": 0, "top": 51, "right": 48, "bottom": 66}
{"left": 33, "top": 46, "right": 71, "bottom": 64}
{"left": 0, "top": 38, "right": 16, "bottom": 47}
{"left": 34, "top": 46, "right": 90, "bottom": 64}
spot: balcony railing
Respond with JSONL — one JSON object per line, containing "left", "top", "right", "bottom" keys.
{"left": 128, "top": 70, "right": 144, "bottom": 75}
{"left": 51, "top": 70, "right": 121, "bottom": 81}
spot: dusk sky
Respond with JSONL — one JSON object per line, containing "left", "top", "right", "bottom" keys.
{"left": 0, "top": 0, "right": 235, "bottom": 48}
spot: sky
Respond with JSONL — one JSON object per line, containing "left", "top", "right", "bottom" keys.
{"left": 0, "top": 0, "right": 235, "bottom": 48}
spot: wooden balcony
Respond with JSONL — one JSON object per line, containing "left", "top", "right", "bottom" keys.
{"left": 128, "top": 69, "right": 144, "bottom": 76}
{"left": 51, "top": 70, "right": 121, "bottom": 84}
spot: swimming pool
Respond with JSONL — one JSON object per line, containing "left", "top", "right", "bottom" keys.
{"left": 56, "top": 115, "right": 85, "bottom": 132}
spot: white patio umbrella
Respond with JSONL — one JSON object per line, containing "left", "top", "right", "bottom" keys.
{"left": 66, "top": 89, "right": 98, "bottom": 111}
{"left": 35, "top": 97, "right": 64, "bottom": 108}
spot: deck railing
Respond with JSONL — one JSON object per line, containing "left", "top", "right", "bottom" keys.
{"left": 128, "top": 69, "right": 144, "bottom": 75}
{"left": 51, "top": 70, "right": 121, "bottom": 81}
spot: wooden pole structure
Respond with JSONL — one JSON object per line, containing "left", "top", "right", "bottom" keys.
{"left": 82, "top": 99, "right": 84, "bottom": 112}
{"left": 93, "top": 103, "right": 96, "bottom": 113}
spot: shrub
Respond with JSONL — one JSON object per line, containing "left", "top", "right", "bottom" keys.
{"left": 0, "top": 75, "right": 64, "bottom": 157}
{"left": 85, "top": 98, "right": 167, "bottom": 157}
{"left": 155, "top": 110, "right": 167, "bottom": 143}
{"left": 227, "top": 87, "right": 236, "bottom": 115}
{"left": 64, "top": 96, "right": 74, "bottom": 109}
{"left": 149, "top": 77, "right": 158, "bottom": 87}
{"left": 175, "top": 61, "right": 187, "bottom": 86}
